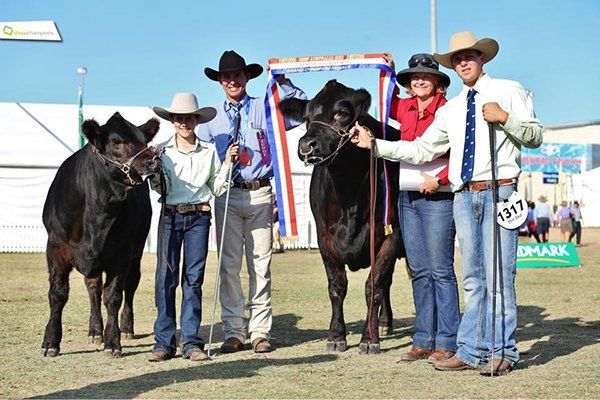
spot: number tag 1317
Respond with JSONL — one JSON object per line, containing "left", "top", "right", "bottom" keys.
{"left": 497, "top": 191, "right": 528, "bottom": 230}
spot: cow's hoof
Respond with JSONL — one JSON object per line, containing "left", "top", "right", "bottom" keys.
{"left": 41, "top": 347, "right": 60, "bottom": 357}
{"left": 89, "top": 335, "right": 103, "bottom": 345}
{"left": 358, "top": 342, "right": 369, "bottom": 355}
{"left": 358, "top": 342, "right": 381, "bottom": 355}
{"left": 103, "top": 348, "right": 123, "bottom": 358}
{"left": 369, "top": 342, "right": 381, "bottom": 354}
{"left": 122, "top": 332, "right": 134, "bottom": 340}
{"left": 326, "top": 340, "right": 347, "bottom": 352}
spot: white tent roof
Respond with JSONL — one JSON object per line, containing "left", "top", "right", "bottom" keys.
{"left": 0, "top": 102, "right": 174, "bottom": 168}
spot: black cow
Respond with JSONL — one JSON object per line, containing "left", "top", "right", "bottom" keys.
{"left": 41, "top": 112, "right": 160, "bottom": 357}
{"left": 280, "top": 80, "right": 403, "bottom": 354}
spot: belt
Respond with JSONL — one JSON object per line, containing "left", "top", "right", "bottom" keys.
{"left": 232, "top": 178, "right": 271, "bottom": 191}
{"left": 463, "top": 178, "right": 517, "bottom": 192}
{"left": 165, "top": 203, "right": 211, "bottom": 213}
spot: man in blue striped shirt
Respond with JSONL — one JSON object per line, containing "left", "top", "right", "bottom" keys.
{"left": 198, "top": 50, "right": 306, "bottom": 353}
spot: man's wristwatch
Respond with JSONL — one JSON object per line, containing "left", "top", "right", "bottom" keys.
{"left": 436, "top": 178, "right": 443, "bottom": 186}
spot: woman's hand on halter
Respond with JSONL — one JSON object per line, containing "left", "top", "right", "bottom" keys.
{"left": 350, "top": 122, "right": 374, "bottom": 149}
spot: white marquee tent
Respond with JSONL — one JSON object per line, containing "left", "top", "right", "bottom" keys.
{"left": 0, "top": 102, "right": 317, "bottom": 253}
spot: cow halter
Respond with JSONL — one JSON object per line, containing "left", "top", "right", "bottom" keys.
{"left": 301, "top": 117, "right": 358, "bottom": 166}
{"left": 91, "top": 145, "right": 161, "bottom": 186}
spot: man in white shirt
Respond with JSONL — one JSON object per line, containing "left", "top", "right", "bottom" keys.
{"left": 351, "top": 32, "right": 542, "bottom": 375}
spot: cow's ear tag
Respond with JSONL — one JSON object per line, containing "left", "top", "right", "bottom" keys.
{"left": 497, "top": 191, "right": 527, "bottom": 230}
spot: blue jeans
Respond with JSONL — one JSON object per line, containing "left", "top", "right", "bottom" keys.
{"left": 154, "top": 210, "right": 211, "bottom": 357}
{"left": 453, "top": 184, "right": 519, "bottom": 367}
{"left": 399, "top": 191, "right": 459, "bottom": 351}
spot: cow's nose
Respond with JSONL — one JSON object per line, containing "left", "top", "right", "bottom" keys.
{"left": 299, "top": 138, "right": 317, "bottom": 155}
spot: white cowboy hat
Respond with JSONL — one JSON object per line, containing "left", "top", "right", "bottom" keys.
{"left": 152, "top": 93, "right": 216, "bottom": 123}
{"left": 434, "top": 31, "right": 499, "bottom": 69}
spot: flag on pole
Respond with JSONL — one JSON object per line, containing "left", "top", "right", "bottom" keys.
{"left": 78, "top": 86, "right": 85, "bottom": 149}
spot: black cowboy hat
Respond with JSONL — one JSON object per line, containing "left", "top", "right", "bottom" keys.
{"left": 396, "top": 53, "right": 451, "bottom": 89}
{"left": 204, "top": 50, "right": 263, "bottom": 81}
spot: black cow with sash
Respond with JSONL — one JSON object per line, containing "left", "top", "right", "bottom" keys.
{"left": 41, "top": 113, "right": 160, "bottom": 357}
{"left": 280, "top": 80, "right": 403, "bottom": 354}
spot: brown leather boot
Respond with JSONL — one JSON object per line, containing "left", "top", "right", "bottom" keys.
{"left": 480, "top": 358, "right": 513, "bottom": 376}
{"left": 399, "top": 347, "right": 433, "bottom": 361}
{"left": 220, "top": 337, "right": 245, "bottom": 353}
{"left": 427, "top": 349, "right": 454, "bottom": 364}
{"left": 252, "top": 338, "right": 272, "bottom": 353}
{"left": 148, "top": 348, "right": 174, "bottom": 362}
{"left": 186, "top": 348, "right": 209, "bottom": 361}
{"left": 434, "top": 356, "right": 475, "bottom": 371}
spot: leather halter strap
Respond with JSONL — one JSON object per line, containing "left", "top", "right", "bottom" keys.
{"left": 302, "top": 117, "right": 359, "bottom": 166}
{"left": 91, "top": 145, "right": 160, "bottom": 186}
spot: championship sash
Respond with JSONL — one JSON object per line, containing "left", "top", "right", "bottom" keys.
{"left": 264, "top": 53, "right": 397, "bottom": 240}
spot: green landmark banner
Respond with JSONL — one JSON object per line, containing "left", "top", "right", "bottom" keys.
{"left": 517, "top": 242, "right": 581, "bottom": 269}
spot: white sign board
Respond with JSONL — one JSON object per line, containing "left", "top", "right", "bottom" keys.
{"left": 1, "top": 21, "right": 62, "bottom": 42}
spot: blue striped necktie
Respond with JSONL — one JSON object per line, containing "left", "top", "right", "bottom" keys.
{"left": 228, "top": 102, "right": 243, "bottom": 142}
{"left": 461, "top": 89, "right": 477, "bottom": 183}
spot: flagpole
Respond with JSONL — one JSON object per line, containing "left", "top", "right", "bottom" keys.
{"left": 430, "top": 0, "right": 437, "bottom": 54}
{"left": 77, "top": 67, "right": 87, "bottom": 149}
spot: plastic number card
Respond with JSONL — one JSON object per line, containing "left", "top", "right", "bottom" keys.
{"left": 497, "top": 191, "right": 527, "bottom": 230}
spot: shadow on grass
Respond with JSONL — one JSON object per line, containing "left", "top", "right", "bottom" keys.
{"left": 58, "top": 312, "right": 414, "bottom": 358}
{"left": 30, "top": 354, "right": 339, "bottom": 399}
{"left": 517, "top": 305, "right": 600, "bottom": 368}
{"left": 198, "top": 313, "right": 414, "bottom": 352}
{"left": 267, "top": 313, "right": 414, "bottom": 350}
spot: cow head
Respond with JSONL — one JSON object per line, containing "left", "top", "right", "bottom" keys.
{"left": 82, "top": 112, "right": 161, "bottom": 185}
{"left": 280, "top": 80, "right": 371, "bottom": 166}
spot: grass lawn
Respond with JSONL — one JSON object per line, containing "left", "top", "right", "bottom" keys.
{"left": 0, "top": 227, "right": 598, "bottom": 398}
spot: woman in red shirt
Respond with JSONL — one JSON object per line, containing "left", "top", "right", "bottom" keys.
{"left": 386, "top": 53, "right": 459, "bottom": 364}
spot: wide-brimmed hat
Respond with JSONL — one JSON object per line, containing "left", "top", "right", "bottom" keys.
{"left": 204, "top": 50, "right": 263, "bottom": 82}
{"left": 396, "top": 53, "right": 450, "bottom": 88}
{"left": 152, "top": 93, "right": 216, "bottom": 123}
{"left": 538, "top": 194, "right": 548, "bottom": 202}
{"left": 434, "top": 31, "right": 499, "bottom": 69}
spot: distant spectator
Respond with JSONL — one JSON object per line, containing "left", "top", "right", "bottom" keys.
{"left": 527, "top": 201, "right": 540, "bottom": 242}
{"left": 534, "top": 195, "right": 552, "bottom": 242}
{"left": 557, "top": 200, "right": 573, "bottom": 242}
{"left": 569, "top": 201, "right": 583, "bottom": 246}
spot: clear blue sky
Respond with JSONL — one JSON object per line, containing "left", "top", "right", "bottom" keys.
{"left": 2, "top": 0, "right": 599, "bottom": 125}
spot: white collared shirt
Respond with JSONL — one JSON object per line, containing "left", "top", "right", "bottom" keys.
{"left": 376, "top": 74, "right": 543, "bottom": 191}
{"left": 150, "top": 135, "right": 231, "bottom": 205}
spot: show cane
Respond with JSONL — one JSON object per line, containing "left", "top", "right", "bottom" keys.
{"left": 207, "top": 111, "right": 241, "bottom": 359}
{"left": 488, "top": 121, "right": 500, "bottom": 376}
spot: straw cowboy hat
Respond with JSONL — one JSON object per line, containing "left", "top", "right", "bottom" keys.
{"left": 152, "top": 93, "right": 216, "bottom": 123}
{"left": 538, "top": 194, "right": 548, "bottom": 202}
{"left": 434, "top": 31, "right": 499, "bottom": 69}
{"left": 204, "top": 50, "right": 263, "bottom": 81}
{"left": 396, "top": 53, "right": 451, "bottom": 88}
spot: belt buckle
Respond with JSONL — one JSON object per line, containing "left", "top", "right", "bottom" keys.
{"left": 177, "top": 204, "right": 194, "bottom": 213}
